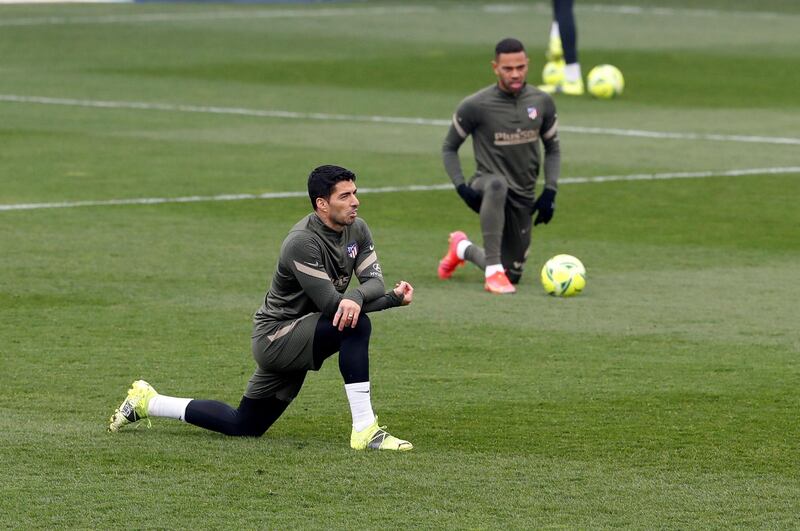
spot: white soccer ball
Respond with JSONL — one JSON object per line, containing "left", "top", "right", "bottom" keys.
{"left": 587, "top": 64, "right": 624, "bottom": 99}
{"left": 540, "top": 254, "right": 586, "bottom": 297}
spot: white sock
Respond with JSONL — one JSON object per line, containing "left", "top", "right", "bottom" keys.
{"left": 147, "top": 394, "right": 192, "bottom": 421}
{"left": 564, "top": 63, "right": 582, "bottom": 83}
{"left": 550, "top": 21, "right": 560, "bottom": 39}
{"left": 344, "top": 382, "right": 375, "bottom": 432}
{"left": 456, "top": 239, "right": 472, "bottom": 260}
{"left": 485, "top": 264, "right": 505, "bottom": 277}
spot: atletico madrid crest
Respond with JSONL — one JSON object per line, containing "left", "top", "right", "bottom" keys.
{"left": 527, "top": 106, "right": 538, "bottom": 120}
{"left": 347, "top": 242, "right": 358, "bottom": 258}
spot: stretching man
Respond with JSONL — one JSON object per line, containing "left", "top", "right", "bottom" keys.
{"left": 439, "top": 38, "right": 560, "bottom": 294}
{"left": 109, "top": 165, "right": 414, "bottom": 451}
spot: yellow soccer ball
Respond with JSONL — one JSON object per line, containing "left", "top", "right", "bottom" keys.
{"left": 542, "top": 60, "right": 565, "bottom": 86}
{"left": 587, "top": 64, "right": 624, "bottom": 99}
{"left": 540, "top": 254, "right": 586, "bottom": 297}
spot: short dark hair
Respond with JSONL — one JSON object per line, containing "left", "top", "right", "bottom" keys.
{"left": 307, "top": 165, "right": 356, "bottom": 210}
{"left": 495, "top": 37, "right": 526, "bottom": 58}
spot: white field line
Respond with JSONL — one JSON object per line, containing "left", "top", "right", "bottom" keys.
{"left": 0, "top": 3, "right": 792, "bottom": 27}
{"left": 563, "top": 125, "right": 800, "bottom": 146}
{"left": 2, "top": 167, "right": 798, "bottom": 213}
{"left": 0, "top": 5, "right": 437, "bottom": 27}
{"left": 0, "top": 0, "right": 127, "bottom": 4}
{"left": 488, "top": 2, "right": 792, "bottom": 20}
{"left": 3, "top": 94, "right": 800, "bottom": 147}
{"left": 581, "top": 3, "right": 792, "bottom": 20}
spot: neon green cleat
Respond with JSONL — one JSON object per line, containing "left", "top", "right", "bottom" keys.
{"left": 538, "top": 79, "right": 585, "bottom": 96}
{"left": 538, "top": 83, "right": 559, "bottom": 95}
{"left": 559, "top": 78, "right": 585, "bottom": 96}
{"left": 108, "top": 380, "right": 157, "bottom": 432}
{"left": 350, "top": 417, "right": 413, "bottom": 451}
{"left": 546, "top": 35, "right": 563, "bottom": 62}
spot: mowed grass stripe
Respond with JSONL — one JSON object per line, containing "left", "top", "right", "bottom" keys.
{"left": 2, "top": 1, "right": 799, "bottom": 527}
{"left": 3, "top": 177, "right": 799, "bottom": 527}
{"left": 1, "top": 2, "right": 797, "bottom": 28}
{"left": 0, "top": 5, "right": 438, "bottom": 27}
{"left": 3, "top": 94, "right": 799, "bottom": 146}
{"left": 3, "top": 167, "right": 799, "bottom": 212}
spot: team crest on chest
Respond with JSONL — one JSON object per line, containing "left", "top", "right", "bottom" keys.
{"left": 347, "top": 242, "right": 358, "bottom": 258}
{"left": 527, "top": 106, "right": 538, "bottom": 120}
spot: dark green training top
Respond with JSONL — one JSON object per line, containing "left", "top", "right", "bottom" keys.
{"left": 443, "top": 83, "right": 561, "bottom": 203}
{"left": 253, "top": 213, "right": 402, "bottom": 333}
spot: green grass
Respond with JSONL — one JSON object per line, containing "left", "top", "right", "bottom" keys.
{"left": 1, "top": 1, "right": 799, "bottom": 528}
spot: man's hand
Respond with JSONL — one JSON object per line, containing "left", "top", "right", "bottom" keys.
{"left": 531, "top": 188, "right": 556, "bottom": 225}
{"left": 393, "top": 281, "right": 414, "bottom": 306}
{"left": 456, "top": 184, "right": 482, "bottom": 213}
{"left": 333, "top": 299, "right": 362, "bottom": 331}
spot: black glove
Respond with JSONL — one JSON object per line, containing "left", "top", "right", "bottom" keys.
{"left": 456, "top": 183, "right": 482, "bottom": 213}
{"left": 531, "top": 188, "right": 556, "bottom": 225}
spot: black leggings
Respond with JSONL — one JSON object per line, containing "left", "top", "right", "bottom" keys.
{"left": 185, "top": 395, "right": 289, "bottom": 437}
{"left": 553, "top": 0, "right": 578, "bottom": 64}
{"left": 185, "top": 314, "right": 372, "bottom": 437}
{"left": 312, "top": 313, "right": 371, "bottom": 384}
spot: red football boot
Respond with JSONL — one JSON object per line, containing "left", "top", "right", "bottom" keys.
{"left": 437, "top": 231, "right": 468, "bottom": 280}
{"left": 484, "top": 270, "right": 516, "bottom": 294}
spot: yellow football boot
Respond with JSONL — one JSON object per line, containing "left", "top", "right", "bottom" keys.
{"left": 350, "top": 418, "right": 412, "bottom": 451}
{"left": 108, "top": 380, "right": 157, "bottom": 432}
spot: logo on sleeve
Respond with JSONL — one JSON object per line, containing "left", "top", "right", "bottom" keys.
{"left": 347, "top": 242, "right": 358, "bottom": 258}
{"left": 368, "top": 263, "right": 382, "bottom": 278}
{"left": 527, "top": 106, "right": 538, "bottom": 120}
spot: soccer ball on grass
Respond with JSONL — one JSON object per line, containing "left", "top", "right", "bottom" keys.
{"left": 586, "top": 64, "right": 624, "bottom": 99}
{"left": 540, "top": 254, "right": 586, "bottom": 297}
{"left": 541, "top": 60, "right": 565, "bottom": 86}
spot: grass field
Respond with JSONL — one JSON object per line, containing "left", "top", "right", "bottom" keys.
{"left": 1, "top": 0, "right": 799, "bottom": 528}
